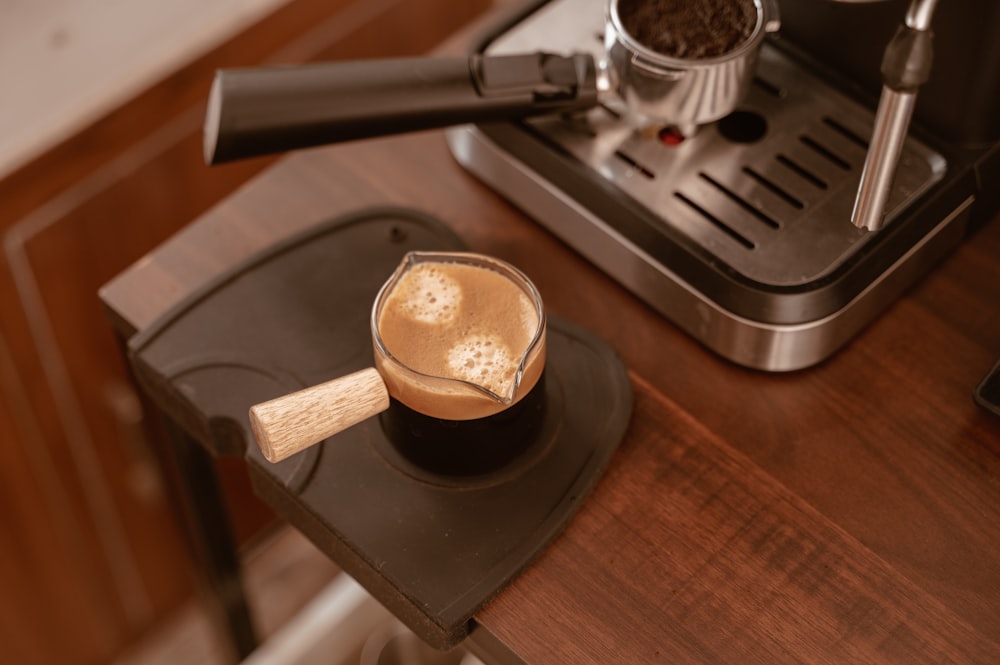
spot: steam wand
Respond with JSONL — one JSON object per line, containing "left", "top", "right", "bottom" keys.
{"left": 851, "top": 0, "right": 939, "bottom": 231}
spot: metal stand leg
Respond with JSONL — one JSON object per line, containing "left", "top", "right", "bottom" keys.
{"left": 162, "top": 418, "right": 258, "bottom": 662}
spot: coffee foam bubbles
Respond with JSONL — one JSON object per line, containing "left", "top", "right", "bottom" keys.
{"left": 389, "top": 264, "right": 524, "bottom": 396}
{"left": 392, "top": 264, "right": 461, "bottom": 325}
{"left": 376, "top": 258, "right": 543, "bottom": 419}
{"left": 446, "top": 333, "right": 518, "bottom": 397}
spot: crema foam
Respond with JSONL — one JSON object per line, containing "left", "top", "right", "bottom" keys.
{"left": 374, "top": 259, "right": 545, "bottom": 421}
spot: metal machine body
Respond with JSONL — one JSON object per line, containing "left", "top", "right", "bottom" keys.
{"left": 448, "top": 0, "right": 999, "bottom": 370}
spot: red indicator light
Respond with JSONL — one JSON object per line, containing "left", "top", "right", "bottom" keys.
{"left": 658, "top": 127, "right": 685, "bottom": 146}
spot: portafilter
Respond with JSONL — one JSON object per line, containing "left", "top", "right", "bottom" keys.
{"left": 203, "top": 0, "right": 780, "bottom": 164}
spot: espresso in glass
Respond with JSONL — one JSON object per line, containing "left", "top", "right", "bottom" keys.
{"left": 248, "top": 251, "right": 547, "bottom": 470}
{"left": 372, "top": 252, "right": 547, "bottom": 474}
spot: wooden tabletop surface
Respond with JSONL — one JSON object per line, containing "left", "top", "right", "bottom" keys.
{"left": 99, "top": 8, "right": 1000, "bottom": 655}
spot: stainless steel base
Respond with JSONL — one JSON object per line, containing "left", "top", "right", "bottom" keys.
{"left": 449, "top": 126, "right": 969, "bottom": 371}
{"left": 446, "top": 0, "right": 970, "bottom": 371}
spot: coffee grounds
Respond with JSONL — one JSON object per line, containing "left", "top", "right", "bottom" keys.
{"left": 617, "top": 0, "right": 758, "bottom": 60}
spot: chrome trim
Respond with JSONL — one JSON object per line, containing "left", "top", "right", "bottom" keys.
{"left": 447, "top": 125, "right": 972, "bottom": 371}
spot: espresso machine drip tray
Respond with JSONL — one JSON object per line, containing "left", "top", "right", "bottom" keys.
{"left": 448, "top": 0, "right": 975, "bottom": 371}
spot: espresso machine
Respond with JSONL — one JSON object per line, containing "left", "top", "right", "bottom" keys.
{"left": 446, "top": 0, "right": 1000, "bottom": 370}
{"left": 203, "top": 0, "right": 1000, "bottom": 371}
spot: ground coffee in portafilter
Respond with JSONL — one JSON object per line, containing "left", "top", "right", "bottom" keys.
{"left": 617, "top": 0, "right": 759, "bottom": 60}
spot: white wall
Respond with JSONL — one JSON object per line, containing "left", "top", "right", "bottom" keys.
{"left": 0, "top": 0, "right": 291, "bottom": 179}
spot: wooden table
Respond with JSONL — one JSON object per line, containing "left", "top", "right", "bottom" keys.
{"left": 101, "top": 105, "right": 1000, "bottom": 665}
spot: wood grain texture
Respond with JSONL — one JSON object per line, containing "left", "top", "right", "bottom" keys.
{"left": 250, "top": 368, "right": 390, "bottom": 462}
{"left": 479, "top": 373, "right": 998, "bottom": 664}
{"left": 0, "top": 1, "right": 494, "bottom": 663}
{"left": 101, "top": 125, "right": 1000, "bottom": 663}
{"left": 99, "top": 5, "right": 1000, "bottom": 660}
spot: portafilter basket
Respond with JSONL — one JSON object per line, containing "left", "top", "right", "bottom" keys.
{"left": 605, "top": 0, "right": 780, "bottom": 134}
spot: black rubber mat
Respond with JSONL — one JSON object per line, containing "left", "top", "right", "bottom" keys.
{"left": 128, "top": 206, "right": 633, "bottom": 648}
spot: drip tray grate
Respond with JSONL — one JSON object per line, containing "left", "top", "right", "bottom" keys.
{"left": 450, "top": 0, "right": 967, "bottom": 370}
{"left": 485, "top": 0, "right": 945, "bottom": 287}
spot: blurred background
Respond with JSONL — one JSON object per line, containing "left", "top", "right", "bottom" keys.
{"left": 0, "top": 0, "right": 499, "bottom": 663}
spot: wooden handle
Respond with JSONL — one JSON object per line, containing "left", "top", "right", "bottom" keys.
{"left": 249, "top": 367, "right": 390, "bottom": 463}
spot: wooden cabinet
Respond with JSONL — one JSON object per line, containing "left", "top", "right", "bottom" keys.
{"left": 0, "top": 1, "right": 492, "bottom": 662}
